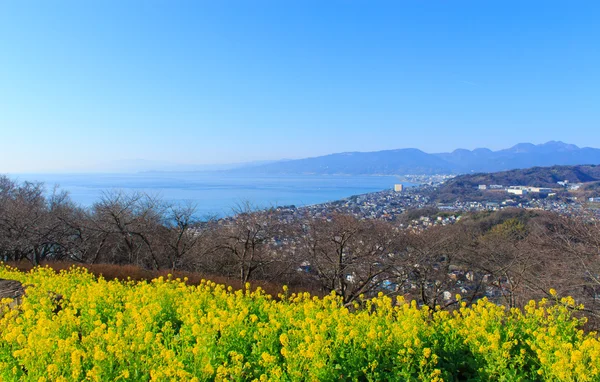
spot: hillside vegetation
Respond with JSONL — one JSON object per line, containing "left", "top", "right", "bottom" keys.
{"left": 447, "top": 165, "right": 600, "bottom": 187}
{"left": 1, "top": 266, "right": 599, "bottom": 381}
{"left": 434, "top": 165, "right": 600, "bottom": 202}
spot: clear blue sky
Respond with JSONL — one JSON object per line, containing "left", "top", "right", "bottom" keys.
{"left": 1, "top": 1, "right": 599, "bottom": 172}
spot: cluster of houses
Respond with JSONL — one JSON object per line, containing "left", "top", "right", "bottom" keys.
{"left": 400, "top": 214, "right": 461, "bottom": 231}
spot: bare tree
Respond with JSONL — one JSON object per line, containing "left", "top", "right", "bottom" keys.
{"left": 0, "top": 177, "right": 86, "bottom": 265}
{"left": 86, "top": 190, "right": 164, "bottom": 269}
{"left": 204, "top": 202, "right": 303, "bottom": 284}
{"left": 538, "top": 214, "right": 600, "bottom": 321}
{"left": 397, "top": 225, "right": 478, "bottom": 310}
{"left": 161, "top": 202, "right": 216, "bottom": 271}
{"left": 297, "top": 214, "right": 400, "bottom": 305}
{"left": 0, "top": 178, "right": 51, "bottom": 264}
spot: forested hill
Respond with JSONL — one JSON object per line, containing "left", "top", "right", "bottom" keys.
{"left": 432, "top": 165, "right": 600, "bottom": 203}
{"left": 445, "top": 165, "right": 600, "bottom": 188}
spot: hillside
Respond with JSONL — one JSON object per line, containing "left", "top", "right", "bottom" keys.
{"left": 236, "top": 141, "right": 600, "bottom": 175}
{"left": 445, "top": 165, "right": 600, "bottom": 188}
{"left": 434, "top": 165, "right": 600, "bottom": 202}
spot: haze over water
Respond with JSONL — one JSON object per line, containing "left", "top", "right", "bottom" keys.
{"left": 19, "top": 173, "right": 414, "bottom": 217}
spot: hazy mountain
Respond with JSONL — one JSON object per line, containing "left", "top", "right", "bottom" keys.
{"left": 239, "top": 141, "right": 600, "bottom": 175}
{"left": 231, "top": 148, "right": 456, "bottom": 175}
{"left": 66, "top": 159, "right": 280, "bottom": 174}
{"left": 61, "top": 141, "right": 600, "bottom": 175}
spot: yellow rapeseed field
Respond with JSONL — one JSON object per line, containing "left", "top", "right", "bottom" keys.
{"left": 0, "top": 265, "right": 599, "bottom": 381}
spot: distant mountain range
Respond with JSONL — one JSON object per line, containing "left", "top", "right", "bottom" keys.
{"left": 67, "top": 141, "right": 600, "bottom": 175}
{"left": 235, "top": 141, "right": 600, "bottom": 175}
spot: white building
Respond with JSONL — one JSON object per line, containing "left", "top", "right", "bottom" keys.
{"left": 508, "top": 188, "right": 528, "bottom": 196}
{"left": 527, "top": 187, "right": 552, "bottom": 193}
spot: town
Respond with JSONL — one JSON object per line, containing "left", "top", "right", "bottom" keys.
{"left": 265, "top": 176, "right": 600, "bottom": 228}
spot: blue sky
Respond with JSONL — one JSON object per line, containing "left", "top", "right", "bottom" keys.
{"left": 1, "top": 1, "right": 599, "bottom": 172}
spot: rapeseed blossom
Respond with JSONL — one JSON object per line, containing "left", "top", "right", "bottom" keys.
{"left": 0, "top": 265, "right": 599, "bottom": 381}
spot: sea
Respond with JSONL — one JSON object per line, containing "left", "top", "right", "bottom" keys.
{"left": 13, "top": 173, "right": 416, "bottom": 218}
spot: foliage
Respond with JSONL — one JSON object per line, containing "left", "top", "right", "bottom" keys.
{"left": 0, "top": 266, "right": 599, "bottom": 381}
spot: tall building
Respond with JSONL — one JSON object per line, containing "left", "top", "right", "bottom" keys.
{"left": 394, "top": 184, "right": 403, "bottom": 192}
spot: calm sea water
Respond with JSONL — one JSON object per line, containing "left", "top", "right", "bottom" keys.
{"left": 14, "top": 173, "right": 415, "bottom": 217}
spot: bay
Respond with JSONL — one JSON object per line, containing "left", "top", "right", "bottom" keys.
{"left": 13, "top": 173, "right": 415, "bottom": 217}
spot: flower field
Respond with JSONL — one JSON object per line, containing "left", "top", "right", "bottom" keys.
{"left": 0, "top": 266, "right": 599, "bottom": 381}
